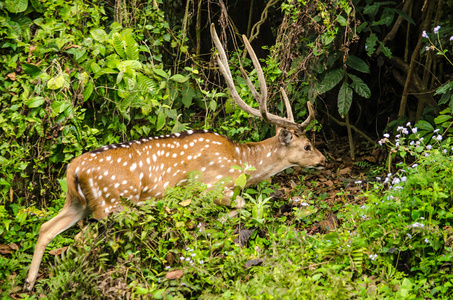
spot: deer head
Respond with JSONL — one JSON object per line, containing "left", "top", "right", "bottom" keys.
{"left": 25, "top": 24, "right": 326, "bottom": 292}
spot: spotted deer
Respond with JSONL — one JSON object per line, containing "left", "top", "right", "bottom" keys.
{"left": 25, "top": 24, "right": 326, "bottom": 291}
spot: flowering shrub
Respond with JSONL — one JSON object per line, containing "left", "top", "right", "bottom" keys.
{"left": 352, "top": 122, "right": 453, "bottom": 297}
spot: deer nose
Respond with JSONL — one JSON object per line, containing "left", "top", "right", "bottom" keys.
{"left": 316, "top": 157, "right": 327, "bottom": 168}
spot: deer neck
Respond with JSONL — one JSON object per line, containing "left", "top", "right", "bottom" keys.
{"left": 235, "top": 136, "right": 291, "bottom": 186}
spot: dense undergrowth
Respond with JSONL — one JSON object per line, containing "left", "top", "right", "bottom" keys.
{"left": 2, "top": 123, "right": 453, "bottom": 299}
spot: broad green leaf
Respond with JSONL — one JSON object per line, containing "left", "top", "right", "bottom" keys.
{"left": 51, "top": 100, "right": 71, "bottom": 116}
{"left": 66, "top": 47, "right": 86, "bottom": 62}
{"left": 438, "top": 91, "right": 451, "bottom": 105}
{"left": 170, "top": 74, "right": 189, "bottom": 83}
{"left": 378, "top": 41, "right": 392, "bottom": 58}
{"left": 112, "top": 33, "right": 126, "bottom": 58}
{"left": 82, "top": 81, "right": 94, "bottom": 102}
{"left": 348, "top": 74, "right": 371, "bottom": 98}
{"left": 153, "top": 68, "right": 169, "bottom": 79}
{"left": 346, "top": 55, "right": 370, "bottom": 73}
{"left": 336, "top": 15, "right": 347, "bottom": 26}
{"left": 181, "top": 86, "right": 196, "bottom": 108}
{"left": 25, "top": 97, "right": 45, "bottom": 108}
{"left": 434, "top": 114, "right": 452, "bottom": 125}
{"left": 319, "top": 69, "right": 344, "bottom": 93}
{"left": 91, "top": 28, "right": 108, "bottom": 42}
{"left": 47, "top": 74, "right": 65, "bottom": 90}
{"left": 338, "top": 81, "right": 353, "bottom": 118}
{"left": 22, "top": 63, "right": 42, "bottom": 78}
{"left": 116, "top": 71, "right": 124, "bottom": 84}
{"left": 235, "top": 173, "right": 247, "bottom": 189}
{"left": 434, "top": 81, "right": 453, "bottom": 95}
{"left": 365, "top": 33, "right": 378, "bottom": 57}
{"left": 415, "top": 120, "right": 434, "bottom": 132}
{"left": 156, "top": 111, "right": 166, "bottom": 130}
{"left": 30, "top": 0, "right": 45, "bottom": 13}
{"left": 119, "top": 93, "right": 135, "bottom": 112}
{"left": 90, "top": 62, "right": 101, "bottom": 74}
{"left": 209, "top": 100, "right": 217, "bottom": 111}
{"left": 5, "top": 0, "right": 28, "bottom": 13}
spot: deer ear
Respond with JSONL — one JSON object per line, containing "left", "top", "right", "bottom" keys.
{"left": 278, "top": 128, "right": 293, "bottom": 146}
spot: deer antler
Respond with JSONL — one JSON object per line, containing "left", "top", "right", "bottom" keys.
{"left": 210, "top": 24, "right": 314, "bottom": 133}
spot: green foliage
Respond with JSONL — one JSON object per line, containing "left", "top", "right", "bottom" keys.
{"left": 0, "top": 0, "right": 206, "bottom": 206}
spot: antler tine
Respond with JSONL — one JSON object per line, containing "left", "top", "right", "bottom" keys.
{"left": 211, "top": 24, "right": 262, "bottom": 119}
{"left": 241, "top": 35, "right": 270, "bottom": 123}
{"left": 280, "top": 87, "right": 294, "bottom": 122}
{"left": 300, "top": 101, "right": 315, "bottom": 131}
{"left": 211, "top": 24, "right": 312, "bottom": 132}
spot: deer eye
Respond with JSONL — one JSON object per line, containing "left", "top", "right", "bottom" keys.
{"left": 304, "top": 144, "right": 311, "bottom": 151}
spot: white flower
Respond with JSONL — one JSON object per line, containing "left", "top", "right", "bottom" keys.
{"left": 426, "top": 145, "right": 432, "bottom": 150}
{"left": 434, "top": 129, "right": 440, "bottom": 133}
{"left": 369, "top": 254, "right": 378, "bottom": 260}
{"left": 301, "top": 202, "right": 309, "bottom": 206}
{"left": 407, "top": 233, "right": 412, "bottom": 238}
{"left": 383, "top": 133, "right": 390, "bottom": 138}
{"left": 406, "top": 122, "right": 411, "bottom": 126}
{"left": 397, "top": 126, "right": 404, "bottom": 132}
{"left": 443, "top": 149, "right": 447, "bottom": 154}
{"left": 422, "top": 31, "right": 428, "bottom": 38}
{"left": 425, "top": 46, "right": 430, "bottom": 51}
{"left": 355, "top": 180, "right": 363, "bottom": 184}
{"left": 434, "top": 26, "right": 441, "bottom": 34}
{"left": 401, "top": 176, "right": 407, "bottom": 182}
{"left": 425, "top": 238, "right": 429, "bottom": 244}
{"left": 424, "top": 152, "right": 429, "bottom": 157}
{"left": 412, "top": 128, "right": 418, "bottom": 134}
{"left": 392, "top": 177, "right": 400, "bottom": 185}
{"left": 436, "top": 135, "right": 442, "bottom": 141}
{"left": 450, "top": 36, "right": 453, "bottom": 41}
{"left": 412, "top": 164, "right": 418, "bottom": 168}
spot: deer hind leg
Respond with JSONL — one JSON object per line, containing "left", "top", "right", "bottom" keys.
{"left": 25, "top": 196, "right": 89, "bottom": 292}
